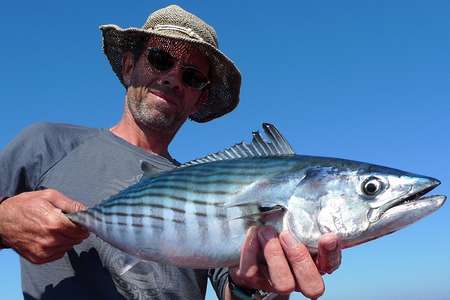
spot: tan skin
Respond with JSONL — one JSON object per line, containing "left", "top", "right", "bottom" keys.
{"left": 0, "top": 190, "right": 89, "bottom": 264}
{"left": 0, "top": 38, "right": 341, "bottom": 299}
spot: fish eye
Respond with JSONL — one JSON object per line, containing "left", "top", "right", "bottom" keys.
{"left": 362, "top": 177, "right": 383, "bottom": 196}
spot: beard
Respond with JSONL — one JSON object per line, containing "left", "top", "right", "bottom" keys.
{"left": 126, "top": 86, "right": 181, "bottom": 130}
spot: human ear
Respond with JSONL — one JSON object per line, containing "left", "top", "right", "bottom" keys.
{"left": 121, "top": 52, "right": 135, "bottom": 87}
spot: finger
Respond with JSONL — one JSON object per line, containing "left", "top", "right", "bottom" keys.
{"left": 233, "top": 226, "right": 269, "bottom": 289}
{"left": 56, "top": 216, "right": 90, "bottom": 240}
{"left": 279, "top": 231, "right": 324, "bottom": 299}
{"left": 56, "top": 231, "right": 87, "bottom": 247}
{"left": 41, "top": 190, "right": 89, "bottom": 239}
{"left": 24, "top": 243, "right": 73, "bottom": 265}
{"left": 258, "top": 227, "right": 295, "bottom": 294}
{"left": 44, "top": 208, "right": 89, "bottom": 240}
{"left": 239, "top": 226, "right": 259, "bottom": 277}
{"left": 317, "top": 233, "right": 341, "bottom": 274}
{"left": 44, "top": 189, "right": 87, "bottom": 213}
{"left": 44, "top": 251, "right": 68, "bottom": 263}
{"left": 31, "top": 248, "right": 71, "bottom": 264}
{"left": 39, "top": 233, "right": 84, "bottom": 249}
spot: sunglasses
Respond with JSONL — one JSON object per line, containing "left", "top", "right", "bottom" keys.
{"left": 146, "top": 48, "right": 210, "bottom": 90}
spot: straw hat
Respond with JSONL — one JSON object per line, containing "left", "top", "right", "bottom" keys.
{"left": 101, "top": 5, "right": 241, "bottom": 122}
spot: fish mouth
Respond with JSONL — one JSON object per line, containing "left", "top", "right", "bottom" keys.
{"left": 368, "top": 177, "right": 445, "bottom": 223}
{"left": 384, "top": 182, "right": 440, "bottom": 212}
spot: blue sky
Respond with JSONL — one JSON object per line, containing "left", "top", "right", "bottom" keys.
{"left": 1, "top": 1, "right": 449, "bottom": 299}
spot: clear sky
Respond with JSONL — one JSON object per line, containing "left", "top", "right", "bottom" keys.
{"left": 1, "top": 1, "right": 449, "bottom": 299}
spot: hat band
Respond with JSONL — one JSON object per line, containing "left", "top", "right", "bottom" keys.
{"left": 153, "top": 24, "right": 204, "bottom": 42}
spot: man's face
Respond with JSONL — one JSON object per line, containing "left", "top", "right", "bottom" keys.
{"left": 123, "top": 37, "right": 210, "bottom": 131}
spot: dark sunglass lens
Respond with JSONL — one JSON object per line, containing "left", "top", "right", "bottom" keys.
{"left": 182, "top": 68, "right": 209, "bottom": 89}
{"left": 147, "top": 48, "right": 174, "bottom": 71}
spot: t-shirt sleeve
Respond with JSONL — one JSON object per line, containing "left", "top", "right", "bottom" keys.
{"left": 0, "top": 123, "right": 83, "bottom": 200}
{"left": 208, "top": 267, "right": 229, "bottom": 300}
{"left": 1, "top": 124, "right": 47, "bottom": 198}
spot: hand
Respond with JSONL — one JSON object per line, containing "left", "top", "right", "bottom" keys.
{"left": 0, "top": 189, "right": 89, "bottom": 264}
{"left": 229, "top": 226, "right": 341, "bottom": 299}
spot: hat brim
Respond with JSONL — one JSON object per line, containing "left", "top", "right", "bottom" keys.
{"left": 100, "top": 24, "right": 241, "bottom": 123}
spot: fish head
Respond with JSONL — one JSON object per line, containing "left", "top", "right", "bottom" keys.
{"left": 284, "top": 161, "right": 446, "bottom": 251}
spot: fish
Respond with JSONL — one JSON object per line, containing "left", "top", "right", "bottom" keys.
{"left": 67, "top": 123, "right": 446, "bottom": 272}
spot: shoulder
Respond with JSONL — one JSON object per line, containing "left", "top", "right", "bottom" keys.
{"left": 8, "top": 122, "right": 101, "bottom": 162}
{"left": 18, "top": 122, "right": 99, "bottom": 147}
{"left": 0, "top": 123, "right": 101, "bottom": 192}
{"left": 21, "top": 122, "right": 98, "bottom": 139}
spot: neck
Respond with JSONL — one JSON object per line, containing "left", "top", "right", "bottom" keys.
{"left": 110, "top": 104, "right": 181, "bottom": 160}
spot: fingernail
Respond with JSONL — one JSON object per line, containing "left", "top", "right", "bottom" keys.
{"left": 280, "top": 231, "right": 297, "bottom": 249}
{"left": 259, "top": 227, "right": 276, "bottom": 242}
{"left": 325, "top": 240, "right": 337, "bottom": 251}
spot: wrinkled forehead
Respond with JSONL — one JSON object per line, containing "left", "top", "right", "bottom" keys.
{"left": 145, "top": 35, "right": 210, "bottom": 67}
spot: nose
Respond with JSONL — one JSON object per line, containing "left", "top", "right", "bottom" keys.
{"left": 158, "top": 65, "right": 183, "bottom": 91}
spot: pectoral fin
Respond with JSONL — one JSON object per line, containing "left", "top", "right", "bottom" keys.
{"left": 230, "top": 205, "right": 285, "bottom": 221}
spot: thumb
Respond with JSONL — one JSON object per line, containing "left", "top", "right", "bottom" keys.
{"left": 43, "top": 190, "right": 87, "bottom": 213}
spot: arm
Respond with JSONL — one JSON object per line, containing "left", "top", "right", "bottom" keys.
{"left": 0, "top": 124, "right": 90, "bottom": 261}
{"left": 226, "top": 227, "right": 341, "bottom": 300}
{"left": 0, "top": 197, "right": 9, "bottom": 249}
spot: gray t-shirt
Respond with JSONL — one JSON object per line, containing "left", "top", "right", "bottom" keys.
{"left": 0, "top": 123, "right": 228, "bottom": 300}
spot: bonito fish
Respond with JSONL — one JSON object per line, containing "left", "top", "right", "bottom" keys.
{"left": 68, "top": 123, "right": 446, "bottom": 270}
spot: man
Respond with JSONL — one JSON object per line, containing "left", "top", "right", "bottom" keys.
{"left": 0, "top": 5, "right": 341, "bottom": 300}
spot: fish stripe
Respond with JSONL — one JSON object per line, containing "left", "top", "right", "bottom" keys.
{"left": 133, "top": 184, "right": 238, "bottom": 195}
{"left": 149, "top": 177, "right": 253, "bottom": 186}
{"left": 102, "top": 193, "right": 226, "bottom": 207}
{"left": 92, "top": 207, "right": 228, "bottom": 220}
{"left": 125, "top": 179, "right": 252, "bottom": 196}
{"left": 175, "top": 195, "right": 188, "bottom": 243}
{"left": 81, "top": 210, "right": 149, "bottom": 229}
{"left": 118, "top": 165, "right": 291, "bottom": 197}
{"left": 104, "top": 203, "right": 186, "bottom": 214}
{"left": 154, "top": 170, "right": 276, "bottom": 179}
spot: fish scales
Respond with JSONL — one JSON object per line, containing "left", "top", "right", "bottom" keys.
{"left": 72, "top": 157, "right": 297, "bottom": 265}
{"left": 136, "top": 158, "right": 291, "bottom": 246}
{"left": 68, "top": 124, "right": 446, "bottom": 270}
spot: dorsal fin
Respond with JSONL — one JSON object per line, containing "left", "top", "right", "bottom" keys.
{"left": 181, "top": 123, "right": 295, "bottom": 167}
